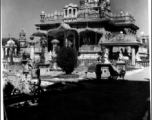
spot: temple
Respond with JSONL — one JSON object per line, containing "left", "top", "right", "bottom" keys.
{"left": 31, "top": 0, "right": 142, "bottom": 65}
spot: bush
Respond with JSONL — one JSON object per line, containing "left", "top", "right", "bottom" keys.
{"left": 3, "top": 82, "right": 14, "bottom": 97}
{"left": 56, "top": 47, "right": 78, "bottom": 74}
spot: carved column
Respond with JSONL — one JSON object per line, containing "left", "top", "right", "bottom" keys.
{"left": 95, "top": 32, "right": 97, "bottom": 45}
{"left": 73, "top": 32, "right": 76, "bottom": 48}
{"left": 64, "top": 31, "right": 67, "bottom": 47}
{"left": 29, "top": 42, "right": 35, "bottom": 60}
{"left": 131, "top": 47, "right": 136, "bottom": 65}
{"left": 3, "top": 47, "right": 5, "bottom": 59}
{"left": 78, "top": 33, "right": 80, "bottom": 51}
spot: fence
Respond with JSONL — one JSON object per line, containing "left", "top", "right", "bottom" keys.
{"left": 78, "top": 58, "right": 150, "bottom": 69}
{"left": 135, "top": 60, "right": 150, "bottom": 67}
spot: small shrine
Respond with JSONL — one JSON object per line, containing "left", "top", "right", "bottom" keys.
{"left": 2, "top": 36, "right": 21, "bottom": 65}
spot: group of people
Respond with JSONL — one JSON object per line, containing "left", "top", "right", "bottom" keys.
{"left": 22, "top": 59, "right": 41, "bottom": 84}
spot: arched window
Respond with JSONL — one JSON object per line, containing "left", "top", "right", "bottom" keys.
{"left": 73, "top": 9, "right": 76, "bottom": 15}
{"left": 65, "top": 10, "right": 67, "bottom": 16}
{"left": 69, "top": 9, "right": 72, "bottom": 15}
{"left": 142, "top": 39, "right": 145, "bottom": 43}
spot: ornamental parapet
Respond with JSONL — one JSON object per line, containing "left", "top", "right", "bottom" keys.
{"left": 79, "top": 45, "right": 101, "bottom": 52}
{"left": 63, "top": 17, "right": 77, "bottom": 22}
{"left": 104, "top": 12, "right": 135, "bottom": 24}
{"left": 40, "top": 11, "right": 64, "bottom": 23}
{"left": 39, "top": 2, "right": 136, "bottom": 26}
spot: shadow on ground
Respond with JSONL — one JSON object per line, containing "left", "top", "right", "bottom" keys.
{"left": 6, "top": 79, "right": 150, "bottom": 120}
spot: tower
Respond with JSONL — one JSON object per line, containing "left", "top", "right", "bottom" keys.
{"left": 19, "top": 27, "right": 26, "bottom": 52}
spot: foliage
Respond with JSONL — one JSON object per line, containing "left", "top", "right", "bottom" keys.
{"left": 56, "top": 47, "right": 78, "bottom": 74}
{"left": 3, "top": 74, "right": 33, "bottom": 95}
{"left": 39, "top": 37, "right": 48, "bottom": 64}
{"left": 3, "top": 81, "right": 14, "bottom": 97}
{"left": 88, "top": 63, "right": 96, "bottom": 72}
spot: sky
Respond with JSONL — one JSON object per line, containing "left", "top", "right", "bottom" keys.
{"left": 2, "top": 0, "right": 150, "bottom": 40}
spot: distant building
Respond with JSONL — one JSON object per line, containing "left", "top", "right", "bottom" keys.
{"left": 138, "top": 35, "right": 149, "bottom": 59}
{"left": 19, "top": 29, "right": 27, "bottom": 53}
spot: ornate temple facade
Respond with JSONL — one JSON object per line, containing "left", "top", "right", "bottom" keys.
{"left": 32, "top": 0, "right": 142, "bottom": 65}
{"left": 138, "top": 35, "right": 149, "bottom": 58}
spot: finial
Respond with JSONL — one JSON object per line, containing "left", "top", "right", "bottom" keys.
{"left": 120, "top": 7, "right": 123, "bottom": 15}
{"left": 21, "top": 25, "right": 24, "bottom": 31}
{"left": 8, "top": 34, "right": 11, "bottom": 39}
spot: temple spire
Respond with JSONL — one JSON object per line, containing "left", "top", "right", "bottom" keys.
{"left": 22, "top": 25, "right": 24, "bottom": 31}
{"left": 8, "top": 34, "right": 11, "bottom": 39}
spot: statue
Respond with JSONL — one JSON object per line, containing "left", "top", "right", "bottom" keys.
{"left": 50, "top": 39, "right": 60, "bottom": 70}
{"left": 5, "top": 48, "right": 7, "bottom": 56}
{"left": 97, "top": 46, "right": 110, "bottom": 64}
{"left": 118, "top": 49, "right": 123, "bottom": 61}
{"left": 66, "top": 39, "right": 73, "bottom": 47}
{"left": 14, "top": 48, "right": 17, "bottom": 56}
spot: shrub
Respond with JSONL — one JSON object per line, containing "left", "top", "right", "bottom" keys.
{"left": 56, "top": 47, "right": 78, "bottom": 74}
{"left": 3, "top": 81, "right": 14, "bottom": 97}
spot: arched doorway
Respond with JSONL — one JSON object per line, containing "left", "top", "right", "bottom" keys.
{"left": 67, "top": 34, "right": 74, "bottom": 47}
{"left": 56, "top": 32, "right": 64, "bottom": 48}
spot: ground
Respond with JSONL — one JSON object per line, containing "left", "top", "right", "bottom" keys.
{"left": 5, "top": 67, "right": 150, "bottom": 120}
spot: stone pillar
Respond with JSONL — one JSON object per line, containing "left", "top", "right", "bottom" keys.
{"left": 29, "top": 42, "right": 35, "bottom": 60}
{"left": 131, "top": 47, "right": 135, "bottom": 65}
{"left": 73, "top": 32, "right": 75, "bottom": 48}
{"left": 78, "top": 33, "right": 80, "bottom": 50}
{"left": 95, "top": 32, "right": 97, "bottom": 45}
{"left": 2, "top": 47, "right": 5, "bottom": 59}
{"left": 64, "top": 32, "right": 67, "bottom": 47}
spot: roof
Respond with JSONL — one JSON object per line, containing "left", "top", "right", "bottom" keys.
{"left": 100, "top": 34, "right": 143, "bottom": 46}
{"left": 47, "top": 22, "right": 78, "bottom": 36}
{"left": 77, "top": 27, "right": 104, "bottom": 34}
{"left": 47, "top": 22, "right": 106, "bottom": 36}
{"left": 32, "top": 30, "right": 47, "bottom": 37}
{"left": 2, "top": 38, "right": 19, "bottom": 46}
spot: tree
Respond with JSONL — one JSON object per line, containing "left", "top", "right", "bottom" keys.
{"left": 56, "top": 47, "right": 78, "bottom": 74}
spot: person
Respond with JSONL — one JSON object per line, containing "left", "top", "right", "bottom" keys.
{"left": 97, "top": 51, "right": 102, "bottom": 63}
{"left": 118, "top": 50, "right": 123, "bottom": 61}
{"left": 28, "top": 59, "right": 33, "bottom": 69}
{"left": 35, "top": 65, "right": 44, "bottom": 96}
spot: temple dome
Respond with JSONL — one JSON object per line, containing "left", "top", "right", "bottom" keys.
{"left": 125, "top": 12, "right": 129, "bottom": 15}
{"left": 41, "top": 11, "right": 45, "bottom": 15}
{"left": 20, "top": 29, "right": 26, "bottom": 36}
{"left": 69, "top": 3, "right": 74, "bottom": 7}
{"left": 61, "top": 12, "right": 64, "bottom": 15}
{"left": 48, "top": 13, "right": 51, "bottom": 17}
{"left": 51, "top": 13, "right": 54, "bottom": 16}
{"left": 73, "top": 4, "right": 78, "bottom": 7}
{"left": 106, "top": 0, "right": 110, "bottom": 3}
{"left": 58, "top": 12, "right": 60, "bottom": 15}
{"left": 65, "top": 5, "right": 68, "bottom": 8}
{"left": 94, "top": 0, "right": 99, "bottom": 2}
{"left": 54, "top": 11, "right": 58, "bottom": 15}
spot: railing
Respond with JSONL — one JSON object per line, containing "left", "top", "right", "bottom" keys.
{"left": 136, "top": 60, "right": 150, "bottom": 67}
{"left": 104, "top": 13, "right": 135, "bottom": 24}
{"left": 78, "top": 59, "right": 97, "bottom": 67}
{"left": 79, "top": 45, "right": 101, "bottom": 52}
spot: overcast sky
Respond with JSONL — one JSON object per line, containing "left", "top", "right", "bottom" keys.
{"left": 2, "top": 0, "right": 150, "bottom": 39}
